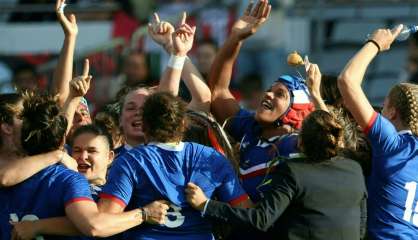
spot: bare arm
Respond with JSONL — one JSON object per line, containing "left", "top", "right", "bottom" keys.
{"left": 209, "top": 0, "right": 271, "bottom": 124}
{"left": 148, "top": 13, "right": 211, "bottom": 112}
{"left": 337, "top": 26, "right": 402, "bottom": 129}
{"left": 182, "top": 59, "right": 212, "bottom": 112}
{"left": 12, "top": 217, "right": 81, "bottom": 239}
{"left": 65, "top": 201, "right": 163, "bottom": 237}
{"left": 53, "top": 0, "right": 78, "bottom": 107}
{"left": 10, "top": 199, "right": 169, "bottom": 238}
{"left": 62, "top": 59, "right": 91, "bottom": 135}
{"left": 0, "top": 150, "right": 62, "bottom": 187}
{"left": 306, "top": 63, "right": 328, "bottom": 112}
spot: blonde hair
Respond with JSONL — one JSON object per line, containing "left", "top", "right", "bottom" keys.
{"left": 388, "top": 83, "right": 418, "bottom": 136}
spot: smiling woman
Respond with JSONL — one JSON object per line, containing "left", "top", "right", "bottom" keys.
{"left": 115, "top": 85, "right": 154, "bottom": 156}
{"left": 70, "top": 124, "right": 114, "bottom": 189}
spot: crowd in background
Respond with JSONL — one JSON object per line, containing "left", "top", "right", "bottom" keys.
{"left": 0, "top": 0, "right": 417, "bottom": 239}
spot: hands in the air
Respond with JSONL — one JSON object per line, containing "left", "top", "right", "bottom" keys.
{"left": 69, "top": 59, "right": 92, "bottom": 98}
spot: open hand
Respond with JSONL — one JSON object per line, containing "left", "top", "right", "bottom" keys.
{"left": 56, "top": 0, "right": 78, "bottom": 37}
{"left": 231, "top": 0, "right": 271, "bottom": 41}
{"left": 148, "top": 13, "right": 175, "bottom": 53}
{"left": 306, "top": 63, "right": 322, "bottom": 98}
{"left": 185, "top": 182, "right": 208, "bottom": 211}
{"left": 69, "top": 59, "right": 92, "bottom": 98}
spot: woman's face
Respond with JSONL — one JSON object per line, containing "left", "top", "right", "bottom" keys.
{"left": 255, "top": 82, "right": 291, "bottom": 126}
{"left": 70, "top": 103, "right": 92, "bottom": 136}
{"left": 72, "top": 133, "right": 113, "bottom": 184}
{"left": 120, "top": 89, "right": 149, "bottom": 144}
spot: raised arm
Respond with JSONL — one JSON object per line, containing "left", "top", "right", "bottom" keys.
{"left": 52, "top": 0, "right": 78, "bottom": 107}
{"left": 157, "top": 13, "right": 196, "bottom": 96}
{"left": 209, "top": 0, "right": 271, "bottom": 124}
{"left": 0, "top": 150, "right": 66, "bottom": 187}
{"left": 62, "top": 59, "right": 91, "bottom": 136}
{"left": 148, "top": 13, "right": 211, "bottom": 112}
{"left": 306, "top": 63, "right": 328, "bottom": 112}
{"left": 337, "top": 26, "right": 402, "bottom": 129}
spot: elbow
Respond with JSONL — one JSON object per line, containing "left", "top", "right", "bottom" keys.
{"left": 195, "top": 92, "right": 212, "bottom": 106}
{"left": 337, "top": 74, "right": 351, "bottom": 97}
{"left": 254, "top": 216, "right": 272, "bottom": 232}
{"left": 337, "top": 73, "right": 348, "bottom": 90}
{"left": 81, "top": 220, "right": 108, "bottom": 238}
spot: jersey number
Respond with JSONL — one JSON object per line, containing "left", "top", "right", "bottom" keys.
{"left": 164, "top": 204, "right": 185, "bottom": 228}
{"left": 10, "top": 214, "right": 44, "bottom": 240}
{"left": 403, "top": 181, "right": 418, "bottom": 226}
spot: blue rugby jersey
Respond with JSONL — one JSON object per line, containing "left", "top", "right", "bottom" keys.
{"left": 229, "top": 108, "right": 300, "bottom": 202}
{"left": 366, "top": 112, "right": 418, "bottom": 239}
{"left": 0, "top": 164, "right": 93, "bottom": 240}
{"left": 100, "top": 142, "right": 247, "bottom": 240}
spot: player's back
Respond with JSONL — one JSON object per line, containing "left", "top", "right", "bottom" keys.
{"left": 368, "top": 133, "right": 418, "bottom": 239}
{"left": 102, "top": 142, "right": 247, "bottom": 240}
{"left": 0, "top": 164, "right": 92, "bottom": 240}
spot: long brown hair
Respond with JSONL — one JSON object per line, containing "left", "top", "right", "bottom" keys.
{"left": 300, "top": 110, "right": 344, "bottom": 162}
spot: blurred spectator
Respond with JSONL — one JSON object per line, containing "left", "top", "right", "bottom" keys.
{"left": 12, "top": 63, "right": 39, "bottom": 91}
{"left": 0, "top": 62, "right": 14, "bottom": 93}
{"left": 109, "top": 51, "right": 155, "bottom": 99}
{"left": 197, "top": 4, "right": 233, "bottom": 47}
{"left": 194, "top": 38, "right": 218, "bottom": 81}
{"left": 9, "top": 0, "right": 75, "bottom": 22}
{"left": 399, "top": 32, "right": 418, "bottom": 83}
{"left": 0, "top": 0, "right": 18, "bottom": 22}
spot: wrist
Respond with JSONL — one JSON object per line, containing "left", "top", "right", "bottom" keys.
{"left": 139, "top": 207, "right": 149, "bottom": 223}
{"left": 167, "top": 54, "right": 187, "bottom": 70}
{"left": 64, "top": 34, "right": 77, "bottom": 42}
{"left": 365, "top": 40, "right": 381, "bottom": 53}
{"left": 163, "top": 43, "right": 174, "bottom": 54}
{"left": 229, "top": 34, "right": 243, "bottom": 44}
{"left": 198, "top": 199, "right": 208, "bottom": 211}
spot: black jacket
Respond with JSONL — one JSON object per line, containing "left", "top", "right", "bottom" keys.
{"left": 205, "top": 157, "right": 367, "bottom": 240}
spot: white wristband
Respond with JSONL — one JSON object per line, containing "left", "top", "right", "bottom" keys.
{"left": 58, "top": 2, "right": 67, "bottom": 13}
{"left": 168, "top": 55, "right": 186, "bottom": 70}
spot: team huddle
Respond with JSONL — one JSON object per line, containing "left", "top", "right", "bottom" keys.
{"left": 0, "top": 0, "right": 418, "bottom": 239}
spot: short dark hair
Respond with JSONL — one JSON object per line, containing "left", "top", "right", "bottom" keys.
{"left": 300, "top": 110, "right": 343, "bottom": 162}
{"left": 71, "top": 124, "right": 114, "bottom": 150}
{"left": 21, "top": 93, "right": 67, "bottom": 155}
{"left": 94, "top": 103, "right": 122, "bottom": 147}
{"left": 142, "top": 92, "right": 187, "bottom": 142}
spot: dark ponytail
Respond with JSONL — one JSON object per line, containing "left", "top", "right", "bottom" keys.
{"left": 300, "top": 110, "right": 343, "bottom": 162}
